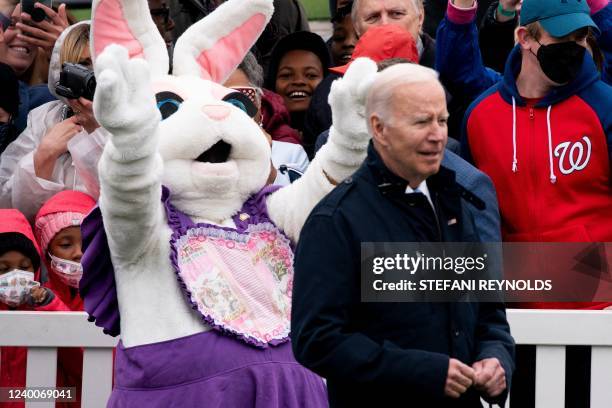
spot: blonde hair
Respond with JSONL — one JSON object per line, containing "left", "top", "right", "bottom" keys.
{"left": 524, "top": 21, "right": 543, "bottom": 41}
{"left": 59, "top": 23, "right": 90, "bottom": 66}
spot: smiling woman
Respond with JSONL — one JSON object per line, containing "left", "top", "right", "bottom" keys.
{"left": 264, "top": 31, "right": 330, "bottom": 136}
{"left": 1, "top": 4, "right": 38, "bottom": 77}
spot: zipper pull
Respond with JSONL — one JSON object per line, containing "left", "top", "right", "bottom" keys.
{"left": 529, "top": 108, "right": 534, "bottom": 120}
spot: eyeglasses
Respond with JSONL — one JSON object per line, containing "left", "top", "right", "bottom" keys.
{"left": 150, "top": 7, "right": 170, "bottom": 24}
{"left": 230, "top": 86, "right": 261, "bottom": 107}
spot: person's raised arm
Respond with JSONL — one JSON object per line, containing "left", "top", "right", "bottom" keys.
{"left": 479, "top": 1, "right": 520, "bottom": 72}
{"left": 266, "top": 59, "right": 377, "bottom": 242}
{"left": 589, "top": 0, "right": 612, "bottom": 84}
{"left": 436, "top": 0, "right": 502, "bottom": 103}
{"left": 94, "top": 45, "right": 165, "bottom": 263}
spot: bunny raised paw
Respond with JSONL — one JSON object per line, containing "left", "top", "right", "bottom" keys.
{"left": 93, "top": 45, "right": 159, "bottom": 141}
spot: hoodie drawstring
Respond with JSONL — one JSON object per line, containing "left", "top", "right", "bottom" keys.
{"left": 511, "top": 97, "right": 518, "bottom": 173}
{"left": 511, "top": 97, "right": 557, "bottom": 184}
{"left": 546, "top": 106, "right": 557, "bottom": 184}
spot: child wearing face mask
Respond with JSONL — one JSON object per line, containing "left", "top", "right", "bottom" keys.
{"left": 34, "top": 190, "right": 96, "bottom": 408}
{"left": 35, "top": 190, "right": 95, "bottom": 310}
{"left": 0, "top": 208, "right": 68, "bottom": 401}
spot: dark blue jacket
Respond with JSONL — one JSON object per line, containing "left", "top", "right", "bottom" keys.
{"left": 1, "top": 82, "right": 54, "bottom": 156}
{"left": 598, "top": 3, "right": 612, "bottom": 84}
{"left": 291, "top": 143, "right": 514, "bottom": 407}
{"left": 444, "top": 149, "right": 501, "bottom": 243}
{"left": 15, "top": 81, "right": 55, "bottom": 135}
{"left": 316, "top": 131, "right": 501, "bottom": 242}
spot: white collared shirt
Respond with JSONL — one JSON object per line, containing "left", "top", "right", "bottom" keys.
{"left": 405, "top": 180, "right": 435, "bottom": 210}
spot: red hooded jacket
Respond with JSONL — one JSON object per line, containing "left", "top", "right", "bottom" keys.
{"left": 35, "top": 191, "right": 96, "bottom": 312}
{"left": 0, "top": 209, "right": 69, "bottom": 407}
{"left": 463, "top": 47, "right": 612, "bottom": 310}
{"left": 33, "top": 191, "right": 96, "bottom": 408}
{"left": 261, "top": 89, "right": 302, "bottom": 145}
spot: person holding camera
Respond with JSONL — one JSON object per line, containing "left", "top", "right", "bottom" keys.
{"left": 0, "top": 21, "right": 105, "bottom": 221}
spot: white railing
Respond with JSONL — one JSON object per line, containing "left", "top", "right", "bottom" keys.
{"left": 505, "top": 309, "right": 612, "bottom": 408}
{"left": 1, "top": 310, "right": 612, "bottom": 408}
{"left": 0, "top": 311, "right": 117, "bottom": 408}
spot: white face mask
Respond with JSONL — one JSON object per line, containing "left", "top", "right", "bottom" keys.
{"left": 49, "top": 253, "right": 83, "bottom": 288}
{"left": 0, "top": 270, "right": 39, "bottom": 307}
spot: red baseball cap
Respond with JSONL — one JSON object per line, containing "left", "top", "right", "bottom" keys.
{"left": 329, "top": 25, "right": 419, "bottom": 75}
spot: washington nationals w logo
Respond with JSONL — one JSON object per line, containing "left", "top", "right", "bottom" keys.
{"left": 554, "top": 136, "right": 592, "bottom": 175}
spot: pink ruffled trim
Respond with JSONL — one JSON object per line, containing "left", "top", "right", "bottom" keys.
{"left": 165, "top": 186, "right": 293, "bottom": 349}
{"left": 446, "top": 0, "right": 478, "bottom": 24}
{"left": 173, "top": 223, "right": 292, "bottom": 348}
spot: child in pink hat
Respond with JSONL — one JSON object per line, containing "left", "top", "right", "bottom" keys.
{"left": 34, "top": 190, "right": 96, "bottom": 408}
{"left": 35, "top": 190, "right": 96, "bottom": 311}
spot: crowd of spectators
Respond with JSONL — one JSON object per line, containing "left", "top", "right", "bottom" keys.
{"left": 0, "top": 0, "right": 610, "bottom": 406}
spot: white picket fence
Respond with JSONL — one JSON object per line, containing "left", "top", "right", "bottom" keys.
{"left": 0, "top": 311, "right": 116, "bottom": 408}
{"left": 1, "top": 309, "right": 612, "bottom": 408}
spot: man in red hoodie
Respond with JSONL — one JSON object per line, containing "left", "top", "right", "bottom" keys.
{"left": 439, "top": 0, "right": 612, "bottom": 406}
{"left": 0, "top": 209, "right": 68, "bottom": 407}
{"left": 457, "top": 0, "right": 611, "bottom": 252}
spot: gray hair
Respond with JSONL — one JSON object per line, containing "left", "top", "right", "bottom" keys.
{"left": 365, "top": 62, "right": 440, "bottom": 134}
{"left": 351, "top": 0, "right": 424, "bottom": 31}
{"left": 238, "top": 51, "right": 264, "bottom": 89}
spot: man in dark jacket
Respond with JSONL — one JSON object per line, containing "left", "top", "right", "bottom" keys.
{"left": 291, "top": 63, "right": 514, "bottom": 407}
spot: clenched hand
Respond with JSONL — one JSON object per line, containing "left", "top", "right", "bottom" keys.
{"left": 445, "top": 358, "right": 476, "bottom": 398}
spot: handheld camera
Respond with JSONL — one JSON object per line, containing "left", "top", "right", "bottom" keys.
{"left": 55, "top": 63, "right": 96, "bottom": 101}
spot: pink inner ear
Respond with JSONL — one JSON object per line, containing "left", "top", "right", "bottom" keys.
{"left": 196, "top": 13, "right": 266, "bottom": 83}
{"left": 93, "top": 0, "right": 145, "bottom": 60}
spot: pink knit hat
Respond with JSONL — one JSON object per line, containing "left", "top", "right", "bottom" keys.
{"left": 34, "top": 191, "right": 96, "bottom": 255}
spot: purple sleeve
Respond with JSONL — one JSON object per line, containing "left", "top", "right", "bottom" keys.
{"left": 79, "top": 206, "right": 121, "bottom": 336}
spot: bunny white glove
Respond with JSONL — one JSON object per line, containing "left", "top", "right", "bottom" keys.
{"left": 94, "top": 44, "right": 161, "bottom": 160}
{"left": 316, "top": 58, "right": 378, "bottom": 183}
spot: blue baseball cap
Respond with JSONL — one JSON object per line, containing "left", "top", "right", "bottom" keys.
{"left": 520, "top": 0, "right": 600, "bottom": 37}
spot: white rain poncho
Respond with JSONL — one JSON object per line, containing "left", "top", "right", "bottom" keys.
{"left": 0, "top": 21, "right": 106, "bottom": 221}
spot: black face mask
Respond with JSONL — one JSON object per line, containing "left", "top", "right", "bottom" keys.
{"left": 533, "top": 40, "right": 586, "bottom": 85}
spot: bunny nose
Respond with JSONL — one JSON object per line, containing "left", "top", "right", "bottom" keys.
{"left": 202, "top": 105, "right": 231, "bottom": 121}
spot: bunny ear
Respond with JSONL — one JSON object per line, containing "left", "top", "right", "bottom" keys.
{"left": 91, "top": 0, "right": 169, "bottom": 77}
{"left": 173, "top": 0, "right": 273, "bottom": 83}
